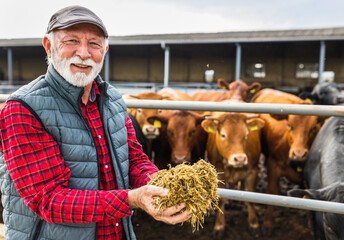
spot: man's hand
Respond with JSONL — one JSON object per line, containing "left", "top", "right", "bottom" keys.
{"left": 128, "top": 185, "right": 192, "bottom": 225}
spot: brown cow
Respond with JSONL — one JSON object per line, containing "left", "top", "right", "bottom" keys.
{"left": 147, "top": 110, "right": 207, "bottom": 170}
{"left": 123, "top": 92, "right": 167, "bottom": 159}
{"left": 202, "top": 112, "right": 265, "bottom": 238}
{"left": 251, "top": 88, "right": 323, "bottom": 235}
{"left": 192, "top": 78, "right": 261, "bottom": 102}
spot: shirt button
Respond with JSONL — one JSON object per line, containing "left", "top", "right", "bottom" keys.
{"left": 105, "top": 165, "right": 108, "bottom": 169}
{"left": 115, "top": 223, "right": 119, "bottom": 227}
{"left": 98, "top": 135, "right": 102, "bottom": 139}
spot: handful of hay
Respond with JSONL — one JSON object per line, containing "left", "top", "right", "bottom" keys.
{"left": 148, "top": 159, "right": 221, "bottom": 231}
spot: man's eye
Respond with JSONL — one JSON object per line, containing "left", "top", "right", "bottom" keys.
{"left": 65, "top": 40, "right": 78, "bottom": 44}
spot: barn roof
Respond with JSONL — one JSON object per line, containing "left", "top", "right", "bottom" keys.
{"left": 1, "top": 27, "right": 344, "bottom": 47}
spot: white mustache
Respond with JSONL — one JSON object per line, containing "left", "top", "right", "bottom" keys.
{"left": 69, "top": 56, "right": 96, "bottom": 67}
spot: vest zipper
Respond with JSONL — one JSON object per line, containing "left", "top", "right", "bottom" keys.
{"left": 32, "top": 219, "right": 43, "bottom": 240}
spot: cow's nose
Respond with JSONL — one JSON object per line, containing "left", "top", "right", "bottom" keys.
{"left": 229, "top": 154, "right": 248, "bottom": 167}
{"left": 172, "top": 155, "right": 187, "bottom": 164}
{"left": 291, "top": 149, "right": 308, "bottom": 160}
{"left": 146, "top": 125, "right": 157, "bottom": 133}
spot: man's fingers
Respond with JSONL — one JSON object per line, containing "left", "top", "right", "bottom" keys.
{"left": 159, "top": 208, "right": 193, "bottom": 225}
{"left": 162, "top": 203, "right": 186, "bottom": 216}
{"left": 145, "top": 185, "right": 169, "bottom": 197}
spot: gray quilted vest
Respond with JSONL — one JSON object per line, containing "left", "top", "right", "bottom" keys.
{"left": 0, "top": 64, "right": 136, "bottom": 240}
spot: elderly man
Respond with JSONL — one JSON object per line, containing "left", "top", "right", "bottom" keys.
{"left": 0, "top": 5, "right": 191, "bottom": 240}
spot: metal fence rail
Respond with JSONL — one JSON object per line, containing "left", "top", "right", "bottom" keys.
{"left": 125, "top": 99, "right": 344, "bottom": 117}
{"left": 218, "top": 188, "right": 344, "bottom": 215}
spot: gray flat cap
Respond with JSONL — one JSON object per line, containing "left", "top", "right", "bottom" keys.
{"left": 46, "top": 5, "right": 108, "bottom": 37}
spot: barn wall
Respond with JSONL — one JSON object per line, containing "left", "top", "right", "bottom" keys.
{"left": 1, "top": 41, "right": 344, "bottom": 92}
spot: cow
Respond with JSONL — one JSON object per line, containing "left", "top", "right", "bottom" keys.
{"left": 288, "top": 116, "right": 344, "bottom": 240}
{"left": 201, "top": 112, "right": 265, "bottom": 239}
{"left": 191, "top": 78, "right": 261, "bottom": 102}
{"left": 123, "top": 92, "right": 167, "bottom": 159}
{"left": 251, "top": 88, "right": 324, "bottom": 235}
{"left": 158, "top": 87, "right": 193, "bottom": 101}
{"left": 298, "top": 81, "right": 344, "bottom": 105}
{"left": 147, "top": 110, "right": 207, "bottom": 170}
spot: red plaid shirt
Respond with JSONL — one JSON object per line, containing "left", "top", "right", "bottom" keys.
{"left": 0, "top": 82, "right": 158, "bottom": 240}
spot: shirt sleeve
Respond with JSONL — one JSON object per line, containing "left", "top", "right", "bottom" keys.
{"left": 125, "top": 115, "right": 159, "bottom": 188}
{"left": 0, "top": 101, "right": 134, "bottom": 223}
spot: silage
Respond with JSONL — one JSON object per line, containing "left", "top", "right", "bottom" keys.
{"left": 148, "top": 159, "right": 221, "bottom": 231}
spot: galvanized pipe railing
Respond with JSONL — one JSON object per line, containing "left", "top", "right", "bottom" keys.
{"left": 218, "top": 188, "right": 344, "bottom": 215}
{"left": 125, "top": 99, "right": 344, "bottom": 117}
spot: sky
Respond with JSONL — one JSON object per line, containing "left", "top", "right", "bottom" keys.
{"left": 1, "top": 0, "right": 344, "bottom": 39}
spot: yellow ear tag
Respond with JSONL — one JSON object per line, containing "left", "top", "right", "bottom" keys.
{"left": 324, "top": 117, "right": 329, "bottom": 123}
{"left": 249, "top": 125, "right": 258, "bottom": 131}
{"left": 203, "top": 111, "right": 211, "bottom": 115}
{"left": 222, "top": 86, "right": 227, "bottom": 90}
{"left": 302, "top": 195, "right": 308, "bottom": 199}
{"left": 297, "top": 166, "right": 303, "bottom": 173}
{"left": 208, "top": 126, "right": 214, "bottom": 133}
{"left": 305, "top": 98, "right": 312, "bottom": 103}
{"left": 154, "top": 120, "right": 161, "bottom": 128}
{"left": 250, "top": 89, "right": 256, "bottom": 93}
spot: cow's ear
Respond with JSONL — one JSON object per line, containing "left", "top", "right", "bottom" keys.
{"left": 247, "top": 82, "right": 262, "bottom": 94}
{"left": 217, "top": 78, "right": 229, "bottom": 90}
{"left": 287, "top": 189, "right": 322, "bottom": 200}
{"left": 270, "top": 114, "right": 288, "bottom": 121}
{"left": 201, "top": 119, "right": 219, "bottom": 133}
{"left": 147, "top": 116, "right": 168, "bottom": 126}
{"left": 246, "top": 118, "right": 265, "bottom": 131}
{"left": 127, "top": 108, "right": 137, "bottom": 116}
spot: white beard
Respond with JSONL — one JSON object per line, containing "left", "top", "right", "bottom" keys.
{"left": 49, "top": 47, "right": 104, "bottom": 88}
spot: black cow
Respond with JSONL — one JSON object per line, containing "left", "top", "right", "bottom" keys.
{"left": 288, "top": 115, "right": 344, "bottom": 240}
{"left": 299, "top": 81, "right": 344, "bottom": 105}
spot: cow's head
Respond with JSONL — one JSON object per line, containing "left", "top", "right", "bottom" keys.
{"left": 288, "top": 182, "right": 344, "bottom": 240}
{"left": 128, "top": 92, "right": 167, "bottom": 140}
{"left": 148, "top": 111, "right": 206, "bottom": 165}
{"left": 270, "top": 100, "right": 323, "bottom": 170}
{"left": 311, "top": 81, "right": 343, "bottom": 105}
{"left": 217, "top": 78, "right": 261, "bottom": 101}
{"left": 202, "top": 113, "right": 265, "bottom": 168}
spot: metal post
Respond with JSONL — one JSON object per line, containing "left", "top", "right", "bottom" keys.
{"left": 161, "top": 42, "right": 170, "bottom": 88}
{"left": 318, "top": 41, "right": 326, "bottom": 83}
{"left": 7, "top": 48, "right": 13, "bottom": 85}
{"left": 104, "top": 50, "right": 110, "bottom": 82}
{"left": 235, "top": 43, "right": 242, "bottom": 81}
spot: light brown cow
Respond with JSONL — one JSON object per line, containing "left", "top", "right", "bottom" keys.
{"left": 202, "top": 112, "right": 265, "bottom": 238}
{"left": 158, "top": 87, "right": 193, "bottom": 101}
{"left": 251, "top": 88, "right": 324, "bottom": 235}
{"left": 192, "top": 78, "right": 261, "bottom": 102}
{"left": 123, "top": 92, "right": 168, "bottom": 159}
{"left": 147, "top": 110, "right": 207, "bottom": 170}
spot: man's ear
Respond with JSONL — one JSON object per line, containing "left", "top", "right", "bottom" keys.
{"left": 43, "top": 36, "right": 52, "bottom": 58}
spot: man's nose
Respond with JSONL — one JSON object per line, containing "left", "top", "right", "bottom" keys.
{"left": 76, "top": 42, "right": 91, "bottom": 60}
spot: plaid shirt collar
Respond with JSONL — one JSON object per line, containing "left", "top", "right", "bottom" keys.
{"left": 89, "top": 81, "right": 100, "bottom": 103}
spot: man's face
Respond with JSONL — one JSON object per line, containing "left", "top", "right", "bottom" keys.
{"left": 46, "top": 23, "right": 107, "bottom": 87}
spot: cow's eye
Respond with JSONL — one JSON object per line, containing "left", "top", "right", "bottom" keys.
{"left": 189, "top": 129, "right": 196, "bottom": 136}
{"left": 311, "top": 126, "right": 318, "bottom": 133}
{"left": 157, "top": 109, "right": 163, "bottom": 114}
{"left": 137, "top": 109, "right": 142, "bottom": 114}
{"left": 287, "top": 123, "right": 292, "bottom": 130}
{"left": 220, "top": 133, "right": 226, "bottom": 139}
